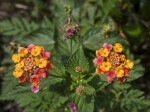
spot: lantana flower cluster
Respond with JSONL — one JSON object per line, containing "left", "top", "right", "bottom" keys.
{"left": 12, "top": 44, "right": 53, "bottom": 93}
{"left": 93, "top": 43, "right": 134, "bottom": 83}
{"left": 59, "top": 18, "right": 80, "bottom": 40}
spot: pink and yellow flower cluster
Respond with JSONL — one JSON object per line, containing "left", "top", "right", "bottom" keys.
{"left": 93, "top": 43, "right": 134, "bottom": 83}
{"left": 12, "top": 44, "right": 53, "bottom": 93}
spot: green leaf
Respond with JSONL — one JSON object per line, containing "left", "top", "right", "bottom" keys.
{"left": 86, "top": 85, "right": 95, "bottom": 95}
{"left": 82, "top": 28, "right": 128, "bottom": 51}
{"left": 71, "top": 93, "right": 94, "bottom": 112}
{"left": 6, "top": 85, "right": 31, "bottom": 95}
{"left": 82, "top": 28, "right": 103, "bottom": 50}
{"left": 101, "top": 33, "right": 129, "bottom": 45}
{"left": 127, "top": 69, "right": 143, "bottom": 82}
{"left": 56, "top": 37, "right": 82, "bottom": 56}
{"left": 1, "top": 91, "right": 68, "bottom": 112}
{"left": 78, "top": 95, "right": 94, "bottom": 112}
{"left": 87, "top": 6, "right": 96, "bottom": 20}
{"left": 113, "top": 82, "right": 131, "bottom": 90}
{"left": 51, "top": 0, "right": 73, "bottom": 18}
{"left": 5, "top": 76, "right": 63, "bottom": 95}
{"left": 0, "top": 18, "right": 38, "bottom": 38}
{"left": 49, "top": 62, "right": 66, "bottom": 78}
{"left": 40, "top": 76, "right": 63, "bottom": 89}
{"left": 124, "top": 23, "right": 147, "bottom": 46}
{"left": 80, "top": 18, "right": 93, "bottom": 36}
{"left": 42, "top": 16, "right": 53, "bottom": 28}
{"left": 120, "top": 89, "right": 149, "bottom": 111}
{"left": 102, "top": 0, "right": 117, "bottom": 15}
{"left": 88, "top": 75, "right": 109, "bottom": 92}
{"left": 1, "top": 66, "right": 18, "bottom": 95}
{"left": 98, "top": 75, "right": 109, "bottom": 91}
{"left": 21, "top": 28, "right": 55, "bottom": 53}
{"left": 66, "top": 49, "right": 89, "bottom": 76}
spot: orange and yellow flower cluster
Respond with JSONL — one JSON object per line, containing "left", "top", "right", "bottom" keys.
{"left": 12, "top": 44, "right": 53, "bottom": 93}
{"left": 93, "top": 43, "right": 134, "bottom": 83}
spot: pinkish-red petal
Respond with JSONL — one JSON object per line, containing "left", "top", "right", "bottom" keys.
{"left": 106, "top": 70, "right": 115, "bottom": 79}
{"left": 106, "top": 45, "right": 113, "bottom": 51}
{"left": 31, "top": 85, "right": 39, "bottom": 93}
{"left": 103, "top": 43, "right": 108, "bottom": 48}
{"left": 97, "top": 56, "right": 104, "bottom": 65}
{"left": 40, "top": 72, "right": 47, "bottom": 78}
{"left": 40, "top": 50, "right": 48, "bottom": 59}
{"left": 45, "top": 52, "right": 50, "bottom": 58}
{"left": 27, "top": 44, "right": 35, "bottom": 52}
{"left": 93, "top": 58, "right": 98, "bottom": 65}
{"left": 34, "top": 68, "right": 40, "bottom": 75}
{"left": 106, "top": 76, "right": 114, "bottom": 83}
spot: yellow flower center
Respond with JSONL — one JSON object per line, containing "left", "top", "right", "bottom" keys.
{"left": 108, "top": 52, "right": 120, "bottom": 68}
{"left": 24, "top": 55, "right": 35, "bottom": 71}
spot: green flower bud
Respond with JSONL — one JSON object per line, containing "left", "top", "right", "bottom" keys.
{"left": 64, "top": 5, "right": 72, "bottom": 14}
{"left": 76, "top": 86, "right": 86, "bottom": 96}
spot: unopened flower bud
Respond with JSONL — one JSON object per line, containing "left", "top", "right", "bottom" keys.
{"left": 64, "top": 5, "right": 72, "bottom": 14}
{"left": 76, "top": 86, "right": 86, "bottom": 96}
{"left": 101, "top": 24, "right": 113, "bottom": 37}
{"left": 9, "top": 41, "right": 21, "bottom": 53}
{"left": 75, "top": 66, "right": 84, "bottom": 73}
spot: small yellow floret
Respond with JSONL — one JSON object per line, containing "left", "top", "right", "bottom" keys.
{"left": 120, "top": 55, "right": 125, "bottom": 61}
{"left": 113, "top": 43, "right": 123, "bottom": 53}
{"left": 31, "top": 46, "right": 41, "bottom": 56}
{"left": 12, "top": 54, "right": 20, "bottom": 63}
{"left": 35, "top": 59, "right": 40, "bottom": 66}
{"left": 18, "top": 48, "right": 28, "bottom": 57}
{"left": 15, "top": 61, "right": 24, "bottom": 68}
{"left": 13, "top": 68, "right": 23, "bottom": 78}
{"left": 115, "top": 66, "right": 124, "bottom": 78}
{"left": 124, "top": 60, "right": 134, "bottom": 69}
{"left": 101, "top": 49, "right": 110, "bottom": 57}
{"left": 96, "top": 48, "right": 104, "bottom": 57}
{"left": 37, "top": 58, "right": 47, "bottom": 68}
{"left": 100, "top": 62, "right": 111, "bottom": 71}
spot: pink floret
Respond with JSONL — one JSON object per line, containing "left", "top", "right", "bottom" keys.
{"left": 106, "top": 70, "right": 115, "bottom": 83}
{"left": 27, "top": 44, "right": 35, "bottom": 52}
{"left": 103, "top": 43, "right": 113, "bottom": 51}
{"left": 31, "top": 85, "right": 39, "bottom": 93}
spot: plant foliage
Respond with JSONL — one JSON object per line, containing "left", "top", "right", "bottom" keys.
{"left": 0, "top": 0, "right": 150, "bottom": 112}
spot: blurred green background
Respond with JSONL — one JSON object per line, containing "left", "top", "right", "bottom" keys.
{"left": 0, "top": 0, "right": 150, "bottom": 111}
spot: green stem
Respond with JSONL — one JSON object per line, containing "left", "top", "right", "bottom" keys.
{"left": 79, "top": 74, "right": 81, "bottom": 85}
{"left": 70, "top": 39, "right": 72, "bottom": 56}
